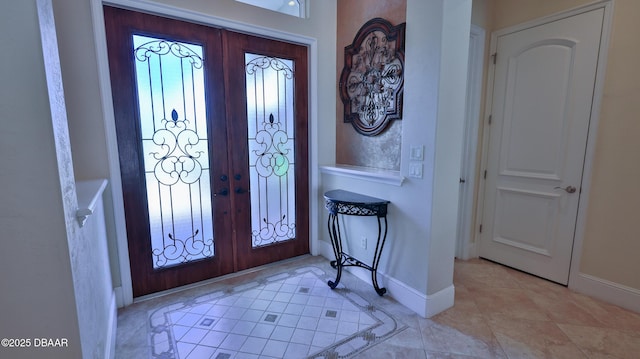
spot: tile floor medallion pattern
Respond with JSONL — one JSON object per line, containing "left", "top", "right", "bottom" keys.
{"left": 147, "top": 266, "right": 406, "bottom": 358}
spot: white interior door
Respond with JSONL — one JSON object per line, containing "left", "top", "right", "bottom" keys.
{"left": 479, "top": 8, "right": 605, "bottom": 284}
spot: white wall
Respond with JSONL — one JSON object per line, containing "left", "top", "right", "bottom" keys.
{"left": 74, "top": 181, "right": 116, "bottom": 359}
{"left": 0, "top": 1, "right": 116, "bottom": 357}
{"left": 53, "top": 0, "right": 124, "bottom": 294}
{"left": 321, "top": 0, "right": 471, "bottom": 317}
{"left": 0, "top": 0, "right": 82, "bottom": 357}
{"left": 428, "top": 0, "right": 472, "bottom": 295}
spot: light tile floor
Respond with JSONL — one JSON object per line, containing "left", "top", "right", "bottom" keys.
{"left": 146, "top": 266, "right": 404, "bottom": 358}
{"left": 116, "top": 255, "right": 640, "bottom": 358}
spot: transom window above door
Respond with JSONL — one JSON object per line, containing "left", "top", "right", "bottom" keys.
{"left": 235, "top": 0, "right": 307, "bottom": 18}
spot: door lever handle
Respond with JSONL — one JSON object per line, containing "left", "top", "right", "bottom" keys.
{"left": 554, "top": 185, "right": 577, "bottom": 194}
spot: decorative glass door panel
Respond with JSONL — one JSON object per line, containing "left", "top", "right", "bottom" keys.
{"left": 226, "top": 31, "right": 309, "bottom": 272}
{"left": 133, "top": 35, "right": 214, "bottom": 268}
{"left": 245, "top": 54, "right": 296, "bottom": 248}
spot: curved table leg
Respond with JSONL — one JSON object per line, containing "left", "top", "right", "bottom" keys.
{"left": 328, "top": 260, "right": 343, "bottom": 289}
{"left": 371, "top": 271, "right": 387, "bottom": 296}
{"left": 327, "top": 213, "right": 343, "bottom": 289}
{"left": 371, "top": 216, "right": 389, "bottom": 296}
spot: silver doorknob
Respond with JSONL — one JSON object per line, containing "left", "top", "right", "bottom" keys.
{"left": 554, "top": 185, "right": 577, "bottom": 194}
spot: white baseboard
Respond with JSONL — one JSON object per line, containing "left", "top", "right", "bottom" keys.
{"left": 385, "top": 275, "right": 454, "bottom": 318}
{"left": 114, "top": 286, "right": 125, "bottom": 308}
{"left": 425, "top": 284, "right": 455, "bottom": 317}
{"left": 570, "top": 272, "right": 640, "bottom": 314}
{"left": 105, "top": 292, "right": 117, "bottom": 359}
{"left": 317, "top": 240, "right": 454, "bottom": 318}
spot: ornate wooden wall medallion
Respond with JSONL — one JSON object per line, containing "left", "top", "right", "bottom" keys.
{"left": 339, "top": 18, "right": 406, "bottom": 136}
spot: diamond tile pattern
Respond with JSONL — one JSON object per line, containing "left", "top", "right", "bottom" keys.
{"left": 148, "top": 267, "right": 403, "bottom": 358}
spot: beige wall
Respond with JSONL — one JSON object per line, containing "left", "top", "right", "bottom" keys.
{"left": 578, "top": 0, "right": 640, "bottom": 290}
{"left": 471, "top": 0, "right": 493, "bottom": 28}
{"left": 492, "top": 0, "right": 589, "bottom": 29}
{"left": 335, "top": 0, "right": 406, "bottom": 170}
{"left": 477, "top": 0, "right": 640, "bottom": 291}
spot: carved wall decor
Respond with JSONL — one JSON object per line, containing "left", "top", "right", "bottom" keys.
{"left": 339, "top": 18, "right": 406, "bottom": 136}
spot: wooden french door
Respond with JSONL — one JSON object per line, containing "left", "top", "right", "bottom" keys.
{"left": 104, "top": 6, "right": 309, "bottom": 297}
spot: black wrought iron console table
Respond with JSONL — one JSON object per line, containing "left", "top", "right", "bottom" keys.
{"left": 324, "top": 189, "right": 390, "bottom": 296}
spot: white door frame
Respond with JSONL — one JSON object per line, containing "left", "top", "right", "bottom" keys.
{"left": 456, "top": 24, "right": 485, "bottom": 260}
{"left": 475, "top": 0, "right": 613, "bottom": 288}
{"left": 90, "top": 0, "right": 320, "bottom": 307}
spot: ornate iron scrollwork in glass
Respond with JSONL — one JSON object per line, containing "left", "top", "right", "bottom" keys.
{"left": 339, "top": 18, "right": 406, "bottom": 136}
{"left": 245, "top": 54, "right": 297, "bottom": 248}
{"left": 133, "top": 35, "right": 214, "bottom": 269}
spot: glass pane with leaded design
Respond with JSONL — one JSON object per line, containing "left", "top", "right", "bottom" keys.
{"left": 133, "top": 34, "right": 214, "bottom": 269}
{"left": 245, "top": 53, "right": 296, "bottom": 248}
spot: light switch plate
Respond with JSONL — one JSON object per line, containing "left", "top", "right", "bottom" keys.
{"left": 410, "top": 145, "right": 424, "bottom": 161}
{"left": 408, "top": 162, "right": 423, "bottom": 178}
